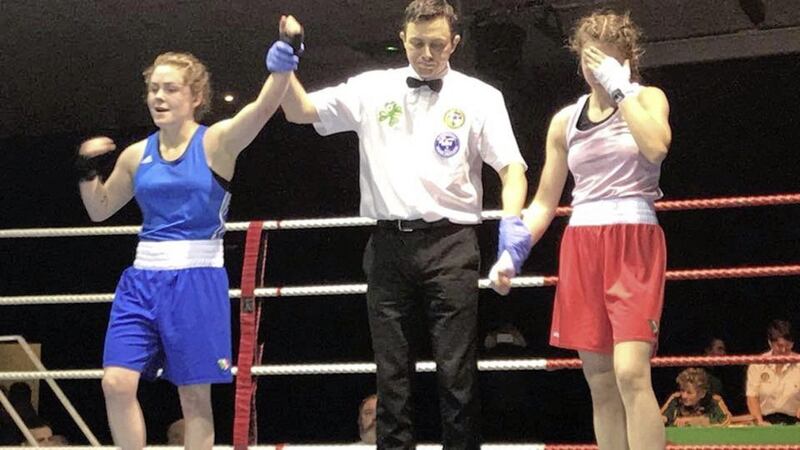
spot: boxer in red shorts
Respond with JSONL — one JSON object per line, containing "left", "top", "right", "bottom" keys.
{"left": 489, "top": 11, "right": 671, "bottom": 450}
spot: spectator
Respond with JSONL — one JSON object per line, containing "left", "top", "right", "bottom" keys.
{"left": 704, "top": 337, "right": 727, "bottom": 356}
{"left": 702, "top": 336, "right": 727, "bottom": 397}
{"left": 661, "top": 368, "right": 732, "bottom": 427}
{"left": 357, "top": 394, "right": 377, "bottom": 445}
{"left": 8, "top": 383, "right": 38, "bottom": 423}
{"left": 0, "top": 384, "right": 19, "bottom": 445}
{"left": 746, "top": 320, "right": 800, "bottom": 425}
{"left": 19, "top": 416, "right": 58, "bottom": 446}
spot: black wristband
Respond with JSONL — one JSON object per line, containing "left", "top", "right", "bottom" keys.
{"left": 76, "top": 154, "right": 99, "bottom": 182}
{"left": 280, "top": 29, "right": 304, "bottom": 55}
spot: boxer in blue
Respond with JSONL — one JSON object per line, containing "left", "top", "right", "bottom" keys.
{"left": 76, "top": 16, "right": 303, "bottom": 450}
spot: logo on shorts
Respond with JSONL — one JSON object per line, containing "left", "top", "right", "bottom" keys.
{"left": 443, "top": 108, "right": 465, "bottom": 129}
{"left": 648, "top": 320, "right": 659, "bottom": 336}
{"left": 760, "top": 372, "right": 770, "bottom": 382}
{"left": 378, "top": 101, "right": 402, "bottom": 127}
{"left": 217, "top": 358, "right": 231, "bottom": 372}
{"left": 434, "top": 132, "right": 460, "bottom": 158}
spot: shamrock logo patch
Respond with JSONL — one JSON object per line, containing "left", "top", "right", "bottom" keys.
{"left": 378, "top": 101, "right": 403, "bottom": 126}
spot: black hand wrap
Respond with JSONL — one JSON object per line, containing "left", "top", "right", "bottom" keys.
{"left": 76, "top": 147, "right": 119, "bottom": 182}
{"left": 280, "top": 28, "right": 304, "bottom": 55}
{"left": 76, "top": 153, "right": 100, "bottom": 182}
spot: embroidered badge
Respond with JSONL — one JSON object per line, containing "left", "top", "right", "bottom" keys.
{"left": 443, "top": 108, "right": 466, "bottom": 129}
{"left": 434, "top": 132, "right": 460, "bottom": 158}
{"left": 760, "top": 372, "right": 770, "bottom": 382}
{"left": 378, "top": 101, "right": 402, "bottom": 126}
{"left": 217, "top": 358, "right": 231, "bottom": 371}
{"left": 648, "top": 320, "right": 659, "bottom": 336}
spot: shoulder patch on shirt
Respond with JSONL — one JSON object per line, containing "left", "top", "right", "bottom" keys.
{"left": 760, "top": 372, "right": 770, "bottom": 382}
{"left": 378, "top": 101, "right": 403, "bottom": 126}
{"left": 443, "top": 108, "right": 466, "bottom": 129}
{"left": 434, "top": 132, "right": 460, "bottom": 158}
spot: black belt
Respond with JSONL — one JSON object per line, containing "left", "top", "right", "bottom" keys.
{"left": 376, "top": 218, "right": 456, "bottom": 232}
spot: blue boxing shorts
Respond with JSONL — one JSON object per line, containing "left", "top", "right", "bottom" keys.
{"left": 103, "top": 266, "right": 233, "bottom": 385}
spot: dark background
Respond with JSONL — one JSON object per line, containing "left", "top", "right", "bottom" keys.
{"left": 1, "top": 0, "right": 799, "bottom": 446}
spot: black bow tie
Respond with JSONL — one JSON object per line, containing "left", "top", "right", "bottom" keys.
{"left": 406, "top": 77, "right": 443, "bottom": 93}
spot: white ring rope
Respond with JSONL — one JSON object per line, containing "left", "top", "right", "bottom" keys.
{"left": 0, "top": 359, "right": 550, "bottom": 380}
{"left": 0, "top": 213, "right": 506, "bottom": 239}
{"left": 4, "top": 192, "right": 799, "bottom": 239}
{"left": 3, "top": 355, "right": 797, "bottom": 381}
{"left": 0, "top": 277, "right": 548, "bottom": 306}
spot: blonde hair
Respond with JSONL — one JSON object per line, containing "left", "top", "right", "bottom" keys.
{"left": 569, "top": 11, "right": 644, "bottom": 81}
{"left": 142, "top": 52, "right": 212, "bottom": 120}
{"left": 676, "top": 368, "right": 709, "bottom": 392}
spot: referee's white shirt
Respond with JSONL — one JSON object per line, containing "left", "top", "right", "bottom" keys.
{"left": 309, "top": 65, "right": 526, "bottom": 224}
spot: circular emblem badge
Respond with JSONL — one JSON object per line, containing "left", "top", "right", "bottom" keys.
{"left": 760, "top": 372, "right": 770, "bottom": 382}
{"left": 434, "top": 132, "right": 461, "bottom": 158}
{"left": 443, "top": 108, "right": 466, "bottom": 129}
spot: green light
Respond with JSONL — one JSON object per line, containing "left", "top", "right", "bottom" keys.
{"left": 385, "top": 46, "right": 399, "bottom": 53}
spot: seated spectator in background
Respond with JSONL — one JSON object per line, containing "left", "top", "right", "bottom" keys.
{"left": 0, "top": 384, "right": 19, "bottom": 445}
{"left": 48, "top": 434, "right": 68, "bottom": 446}
{"left": 746, "top": 319, "right": 800, "bottom": 425}
{"left": 661, "top": 368, "right": 732, "bottom": 427}
{"left": 166, "top": 418, "right": 185, "bottom": 445}
{"left": 8, "top": 383, "right": 38, "bottom": 423}
{"left": 705, "top": 337, "right": 727, "bottom": 356}
{"left": 481, "top": 322, "right": 534, "bottom": 440}
{"left": 357, "top": 394, "right": 377, "bottom": 445}
{"left": 702, "top": 336, "right": 727, "bottom": 397}
{"left": 484, "top": 323, "right": 528, "bottom": 351}
{"left": 19, "top": 416, "right": 59, "bottom": 446}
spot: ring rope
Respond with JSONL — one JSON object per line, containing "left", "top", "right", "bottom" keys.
{"left": 0, "top": 193, "right": 797, "bottom": 239}
{"left": 0, "top": 446, "right": 796, "bottom": 450}
{"left": 547, "top": 447, "right": 800, "bottom": 450}
{"left": 2, "top": 355, "right": 797, "bottom": 380}
{"left": 1, "top": 264, "right": 797, "bottom": 306}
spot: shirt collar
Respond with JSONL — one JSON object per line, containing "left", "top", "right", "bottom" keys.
{"left": 404, "top": 63, "right": 451, "bottom": 82}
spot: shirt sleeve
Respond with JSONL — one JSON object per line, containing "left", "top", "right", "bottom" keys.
{"left": 476, "top": 88, "right": 527, "bottom": 173}
{"left": 661, "top": 394, "right": 680, "bottom": 426}
{"left": 745, "top": 364, "right": 760, "bottom": 397}
{"left": 706, "top": 399, "right": 726, "bottom": 424}
{"left": 308, "top": 76, "right": 364, "bottom": 136}
{"left": 708, "top": 396, "right": 732, "bottom": 425}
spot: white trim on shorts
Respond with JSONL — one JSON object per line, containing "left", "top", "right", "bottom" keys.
{"left": 133, "top": 239, "right": 224, "bottom": 270}
{"left": 568, "top": 197, "right": 658, "bottom": 226}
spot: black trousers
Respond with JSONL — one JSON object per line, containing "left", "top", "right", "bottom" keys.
{"left": 363, "top": 223, "right": 481, "bottom": 450}
{"left": 763, "top": 412, "right": 799, "bottom": 425}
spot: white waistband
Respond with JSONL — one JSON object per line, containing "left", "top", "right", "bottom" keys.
{"left": 569, "top": 197, "right": 658, "bottom": 226}
{"left": 134, "top": 239, "right": 224, "bottom": 270}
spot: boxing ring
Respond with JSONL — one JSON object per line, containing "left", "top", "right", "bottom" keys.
{"left": 1, "top": 193, "right": 799, "bottom": 449}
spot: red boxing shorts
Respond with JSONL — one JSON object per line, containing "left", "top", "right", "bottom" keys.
{"left": 549, "top": 223, "right": 666, "bottom": 354}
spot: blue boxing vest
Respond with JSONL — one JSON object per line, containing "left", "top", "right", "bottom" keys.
{"left": 134, "top": 126, "right": 231, "bottom": 241}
